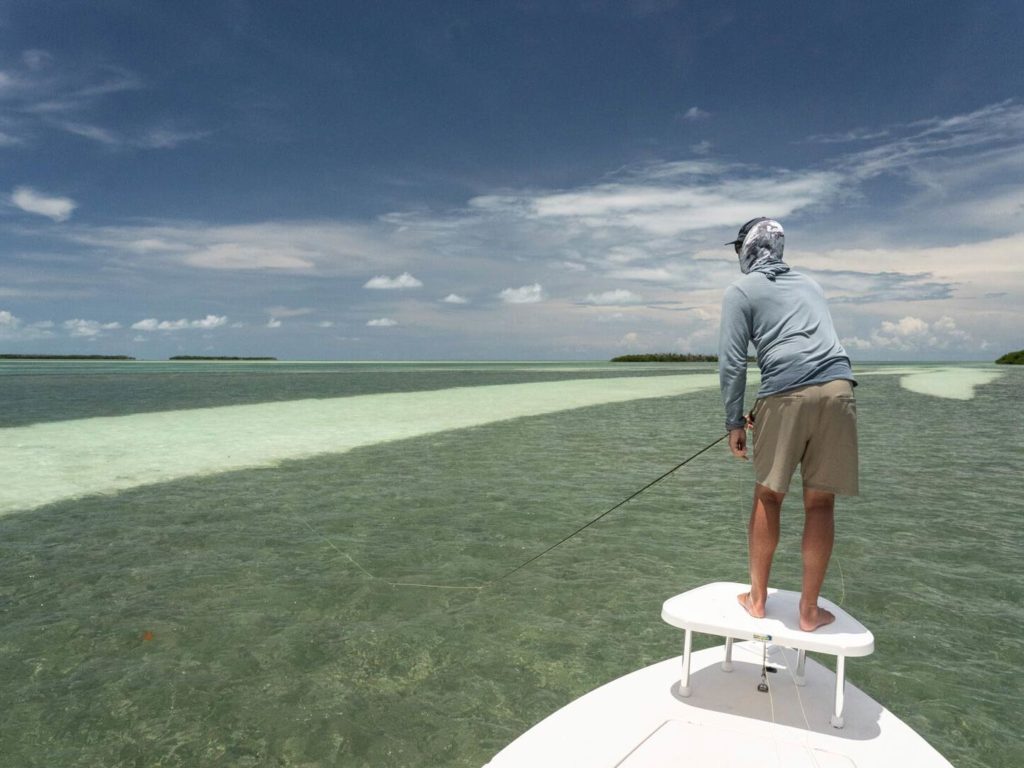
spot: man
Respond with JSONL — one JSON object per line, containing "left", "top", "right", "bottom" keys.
{"left": 718, "top": 217, "right": 858, "bottom": 632}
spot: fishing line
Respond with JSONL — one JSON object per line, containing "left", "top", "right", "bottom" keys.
{"left": 292, "top": 513, "right": 484, "bottom": 591}
{"left": 292, "top": 432, "right": 728, "bottom": 593}
{"left": 489, "top": 432, "right": 729, "bottom": 585}
{"left": 779, "top": 646, "right": 825, "bottom": 768}
{"left": 761, "top": 643, "right": 786, "bottom": 768}
{"left": 783, "top": 647, "right": 813, "bottom": 732}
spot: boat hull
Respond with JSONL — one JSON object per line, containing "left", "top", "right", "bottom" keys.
{"left": 485, "top": 642, "right": 954, "bottom": 767}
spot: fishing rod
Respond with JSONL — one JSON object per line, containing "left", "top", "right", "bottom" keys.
{"left": 490, "top": 432, "right": 729, "bottom": 585}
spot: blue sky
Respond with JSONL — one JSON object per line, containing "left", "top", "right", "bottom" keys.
{"left": 2, "top": 0, "right": 1022, "bottom": 360}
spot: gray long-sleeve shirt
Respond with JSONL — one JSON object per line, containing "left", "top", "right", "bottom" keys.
{"left": 718, "top": 270, "right": 854, "bottom": 430}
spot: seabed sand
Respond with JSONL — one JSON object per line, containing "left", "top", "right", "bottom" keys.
{"left": 897, "top": 367, "right": 1003, "bottom": 400}
{"left": 0, "top": 366, "right": 1001, "bottom": 516}
{"left": 1, "top": 375, "right": 721, "bottom": 515}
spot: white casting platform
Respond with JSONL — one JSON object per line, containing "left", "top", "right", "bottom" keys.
{"left": 662, "top": 581, "right": 874, "bottom": 727}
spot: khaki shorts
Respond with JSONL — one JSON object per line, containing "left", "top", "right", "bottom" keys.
{"left": 752, "top": 379, "right": 859, "bottom": 496}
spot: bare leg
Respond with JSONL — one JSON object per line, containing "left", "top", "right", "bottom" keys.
{"left": 738, "top": 484, "right": 784, "bottom": 618}
{"left": 800, "top": 488, "right": 836, "bottom": 631}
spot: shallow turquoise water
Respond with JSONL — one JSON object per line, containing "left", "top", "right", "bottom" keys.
{"left": 0, "top": 361, "right": 1020, "bottom": 767}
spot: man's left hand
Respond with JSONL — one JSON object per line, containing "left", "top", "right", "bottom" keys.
{"left": 729, "top": 427, "right": 747, "bottom": 459}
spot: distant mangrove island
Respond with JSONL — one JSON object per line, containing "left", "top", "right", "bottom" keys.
{"left": 610, "top": 353, "right": 718, "bottom": 363}
{"left": 995, "top": 350, "right": 1024, "bottom": 365}
{"left": 1, "top": 354, "right": 277, "bottom": 361}
{"left": 0, "top": 354, "right": 136, "bottom": 360}
{"left": 169, "top": 356, "right": 277, "bottom": 361}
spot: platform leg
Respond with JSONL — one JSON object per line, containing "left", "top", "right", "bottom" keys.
{"left": 831, "top": 655, "right": 846, "bottom": 728}
{"left": 722, "top": 637, "right": 734, "bottom": 672}
{"left": 679, "top": 629, "right": 693, "bottom": 697}
{"left": 795, "top": 648, "right": 806, "bottom": 686}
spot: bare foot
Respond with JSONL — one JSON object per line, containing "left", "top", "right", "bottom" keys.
{"left": 737, "top": 592, "right": 766, "bottom": 618}
{"left": 799, "top": 604, "right": 835, "bottom": 632}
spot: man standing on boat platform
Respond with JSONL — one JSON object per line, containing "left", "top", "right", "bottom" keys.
{"left": 718, "top": 218, "right": 858, "bottom": 632}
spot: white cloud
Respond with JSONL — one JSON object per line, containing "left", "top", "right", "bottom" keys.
{"left": 60, "top": 122, "right": 120, "bottom": 145}
{"left": 183, "top": 242, "right": 316, "bottom": 270}
{"left": 54, "top": 121, "right": 206, "bottom": 150}
{"left": 137, "top": 127, "right": 208, "bottom": 149}
{"left": 843, "top": 315, "right": 971, "bottom": 352}
{"left": 607, "top": 267, "right": 676, "bottom": 283}
{"left": 367, "top": 317, "right": 398, "bottom": 327}
{"left": 0, "top": 72, "right": 18, "bottom": 93}
{"left": 364, "top": 272, "right": 423, "bottom": 289}
{"left": 801, "top": 234, "right": 1024, "bottom": 294}
{"left": 125, "top": 238, "right": 181, "bottom": 253}
{"left": 131, "top": 315, "right": 228, "bottom": 332}
{"left": 499, "top": 283, "right": 544, "bottom": 304}
{"left": 193, "top": 315, "right": 228, "bottom": 329}
{"left": 441, "top": 293, "right": 469, "bottom": 304}
{"left": 11, "top": 186, "right": 77, "bottom": 222}
{"left": 680, "top": 106, "right": 710, "bottom": 121}
{"left": 675, "top": 324, "right": 719, "bottom": 354}
{"left": 66, "top": 221, "right": 418, "bottom": 275}
{"left": 604, "top": 245, "right": 649, "bottom": 265}
{"left": 22, "top": 50, "right": 52, "bottom": 71}
{"left": 0, "top": 310, "right": 56, "bottom": 340}
{"left": 0, "top": 58, "right": 172, "bottom": 150}
{"left": 837, "top": 100, "right": 1024, "bottom": 183}
{"left": 805, "top": 127, "right": 892, "bottom": 144}
{"left": 582, "top": 289, "right": 643, "bottom": 305}
{"left": 318, "top": 320, "right": 335, "bottom": 328}
{"left": 882, "top": 316, "right": 929, "bottom": 337}
{"left": 266, "top": 306, "right": 314, "bottom": 318}
{"left": 144, "top": 319, "right": 186, "bottom": 331}
{"left": 950, "top": 187, "right": 1024, "bottom": 230}
{"left": 557, "top": 261, "right": 587, "bottom": 272}
{"left": 523, "top": 168, "right": 843, "bottom": 237}
{"left": 68, "top": 66, "right": 143, "bottom": 100}
{"left": 266, "top": 318, "right": 282, "bottom": 328}
{"left": 64, "top": 319, "right": 120, "bottom": 337}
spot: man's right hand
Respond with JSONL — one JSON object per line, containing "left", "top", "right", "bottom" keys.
{"left": 729, "top": 427, "right": 748, "bottom": 459}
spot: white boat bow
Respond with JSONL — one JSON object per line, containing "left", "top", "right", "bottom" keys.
{"left": 485, "top": 582, "right": 954, "bottom": 767}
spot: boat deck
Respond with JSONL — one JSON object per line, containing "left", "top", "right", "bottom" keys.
{"left": 485, "top": 643, "right": 953, "bottom": 767}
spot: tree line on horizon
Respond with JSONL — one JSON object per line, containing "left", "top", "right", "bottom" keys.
{"left": 0, "top": 354, "right": 277, "bottom": 361}
{"left": 610, "top": 353, "right": 719, "bottom": 362}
